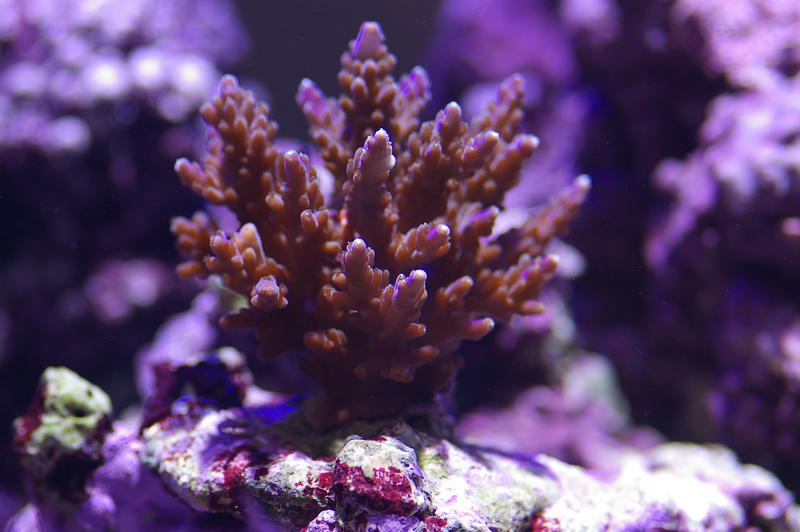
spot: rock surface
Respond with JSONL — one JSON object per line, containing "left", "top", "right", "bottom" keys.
{"left": 9, "top": 358, "right": 799, "bottom": 531}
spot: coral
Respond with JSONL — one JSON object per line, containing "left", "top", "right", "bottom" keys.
{"left": 648, "top": 81, "right": 800, "bottom": 280}
{"left": 172, "top": 21, "right": 590, "bottom": 426}
{"left": 0, "top": 0, "right": 246, "bottom": 153}
{"left": 426, "top": 0, "right": 586, "bottom": 207}
{"left": 456, "top": 355, "right": 661, "bottom": 477}
{"left": 646, "top": 80, "right": 800, "bottom": 466}
{"left": 672, "top": 0, "right": 800, "bottom": 89}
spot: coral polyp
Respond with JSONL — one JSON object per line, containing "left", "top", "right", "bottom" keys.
{"left": 172, "top": 22, "right": 589, "bottom": 426}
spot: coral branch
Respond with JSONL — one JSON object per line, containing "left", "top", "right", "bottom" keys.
{"left": 171, "top": 212, "right": 218, "bottom": 278}
{"left": 343, "top": 130, "right": 397, "bottom": 258}
{"left": 390, "top": 223, "right": 451, "bottom": 272}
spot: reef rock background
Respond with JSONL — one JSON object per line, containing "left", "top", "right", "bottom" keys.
{"left": 3, "top": 0, "right": 800, "bottom": 529}
{"left": 429, "top": 0, "right": 800, "bottom": 489}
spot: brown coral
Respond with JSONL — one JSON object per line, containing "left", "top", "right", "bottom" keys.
{"left": 172, "top": 21, "right": 590, "bottom": 428}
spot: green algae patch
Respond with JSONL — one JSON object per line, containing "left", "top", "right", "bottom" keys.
{"left": 17, "top": 367, "right": 112, "bottom": 472}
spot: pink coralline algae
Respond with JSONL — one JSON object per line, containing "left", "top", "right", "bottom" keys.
{"left": 331, "top": 439, "right": 429, "bottom": 516}
{"left": 8, "top": 351, "right": 800, "bottom": 531}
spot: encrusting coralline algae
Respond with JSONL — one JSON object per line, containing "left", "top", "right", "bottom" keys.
{"left": 8, "top": 345, "right": 800, "bottom": 530}
{"left": 5, "top": 19, "right": 800, "bottom": 532}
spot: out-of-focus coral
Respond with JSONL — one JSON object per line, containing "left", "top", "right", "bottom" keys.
{"left": 134, "top": 284, "right": 232, "bottom": 399}
{"left": 647, "top": 80, "right": 800, "bottom": 468}
{"left": 671, "top": 0, "right": 800, "bottom": 89}
{"left": 426, "top": 0, "right": 699, "bottom": 436}
{"left": 0, "top": 0, "right": 246, "bottom": 152}
{"left": 649, "top": 81, "right": 800, "bottom": 279}
{"left": 708, "top": 284, "right": 800, "bottom": 469}
{"left": 428, "top": 0, "right": 575, "bottom": 88}
{"left": 429, "top": 0, "right": 800, "bottom": 493}
{"left": 456, "top": 355, "right": 661, "bottom": 478}
{"left": 172, "top": 21, "right": 590, "bottom": 426}
{"left": 557, "top": 0, "right": 620, "bottom": 45}
{"left": 84, "top": 259, "right": 172, "bottom": 324}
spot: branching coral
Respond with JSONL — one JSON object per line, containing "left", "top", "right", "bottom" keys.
{"left": 172, "top": 21, "right": 589, "bottom": 427}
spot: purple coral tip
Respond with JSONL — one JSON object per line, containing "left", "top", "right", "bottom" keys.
{"left": 353, "top": 21, "right": 386, "bottom": 59}
{"left": 575, "top": 174, "right": 591, "bottom": 191}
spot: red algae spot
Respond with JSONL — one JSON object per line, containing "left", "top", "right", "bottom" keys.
{"left": 153, "top": 398, "right": 209, "bottom": 433}
{"left": 317, "top": 471, "right": 333, "bottom": 489}
{"left": 333, "top": 463, "right": 417, "bottom": 515}
{"left": 531, "top": 514, "right": 561, "bottom": 532}
{"left": 13, "top": 384, "right": 45, "bottom": 449}
{"left": 223, "top": 448, "right": 252, "bottom": 490}
{"left": 302, "top": 471, "right": 335, "bottom": 503}
{"left": 206, "top": 446, "right": 256, "bottom": 513}
{"left": 208, "top": 446, "right": 253, "bottom": 493}
{"left": 253, "top": 464, "right": 271, "bottom": 480}
{"left": 423, "top": 516, "right": 448, "bottom": 531}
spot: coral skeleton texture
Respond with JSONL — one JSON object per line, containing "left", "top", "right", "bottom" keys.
{"left": 172, "top": 22, "right": 589, "bottom": 427}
